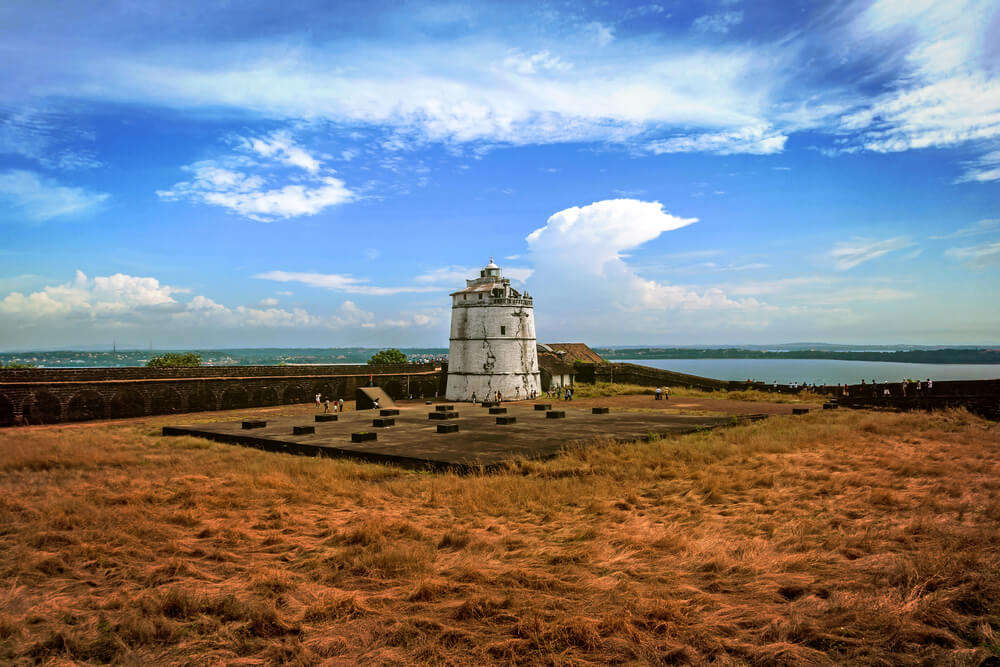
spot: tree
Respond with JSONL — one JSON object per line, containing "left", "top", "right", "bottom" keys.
{"left": 146, "top": 352, "right": 202, "bottom": 368}
{"left": 368, "top": 348, "right": 408, "bottom": 365}
{"left": 0, "top": 361, "right": 36, "bottom": 369}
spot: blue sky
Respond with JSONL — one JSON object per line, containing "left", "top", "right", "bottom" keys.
{"left": 1, "top": 0, "right": 998, "bottom": 350}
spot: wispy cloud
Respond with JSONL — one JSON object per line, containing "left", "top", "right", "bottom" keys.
{"left": 0, "top": 169, "right": 108, "bottom": 222}
{"left": 255, "top": 270, "right": 441, "bottom": 296}
{"left": 929, "top": 218, "right": 1000, "bottom": 240}
{"left": 692, "top": 10, "right": 743, "bottom": 34}
{"left": 945, "top": 241, "right": 1000, "bottom": 269}
{"left": 831, "top": 237, "right": 913, "bottom": 270}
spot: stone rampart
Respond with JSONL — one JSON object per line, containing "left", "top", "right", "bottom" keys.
{"left": 0, "top": 364, "right": 444, "bottom": 426}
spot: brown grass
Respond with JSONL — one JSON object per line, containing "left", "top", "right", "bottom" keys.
{"left": 1, "top": 405, "right": 999, "bottom": 664}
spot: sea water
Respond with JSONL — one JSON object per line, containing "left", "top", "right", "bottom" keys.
{"left": 620, "top": 358, "right": 1000, "bottom": 386}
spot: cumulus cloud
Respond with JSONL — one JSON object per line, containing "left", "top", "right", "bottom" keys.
{"left": 0, "top": 170, "right": 109, "bottom": 222}
{"left": 157, "top": 132, "right": 352, "bottom": 221}
{"left": 830, "top": 237, "right": 913, "bottom": 270}
{"left": 0, "top": 271, "right": 180, "bottom": 320}
{"left": 524, "top": 199, "right": 762, "bottom": 318}
{"left": 945, "top": 241, "right": 1000, "bottom": 269}
{"left": 255, "top": 270, "right": 441, "bottom": 296}
{"left": 0, "top": 270, "right": 403, "bottom": 336}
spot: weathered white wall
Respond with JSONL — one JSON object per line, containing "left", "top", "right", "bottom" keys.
{"left": 446, "top": 303, "right": 540, "bottom": 401}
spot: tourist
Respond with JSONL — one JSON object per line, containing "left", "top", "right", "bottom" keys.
{"left": 471, "top": 391, "right": 477, "bottom": 404}
{"left": 323, "top": 397, "right": 330, "bottom": 413}
{"left": 664, "top": 386, "right": 670, "bottom": 401}
{"left": 373, "top": 397, "right": 380, "bottom": 410}
{"left": 927, "top": 378, "right": 933, "bottom": 393}
{"left": 497, "top": 390, "right": 503, "bottom": 404}
{"left": 338, "top": 398, "right": 344, "bottom": 413}
{"left": 655, "top": 386, "right": 662, "bottom": 400}
{"left": 315, "top": 393, "right": 322, "bottom": 409}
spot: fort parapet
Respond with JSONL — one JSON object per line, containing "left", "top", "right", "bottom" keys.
{"left": 0, "top": 363, "right": 445, "bottom": 426}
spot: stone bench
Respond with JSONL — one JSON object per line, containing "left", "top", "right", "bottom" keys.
{"left": 437, "top": 423, "right": 459, "bottom": 433}
{"left": 489, "top": 407, "right": 507, "bottom": 414}
{"left": 242, "top": 420, "right": 266, "bottom": 429}
{"left": 591, "top": 407, "right": 610, "bottom": 414}
{"left": 429, "top": 412, "right": 459, "bottom": 420}
{"left": 496, "top": 416, "right": 517, "bottom": 425}
{"left": 315, "top": 414, "right": 338, "bottom": 422}
{"left": 534, "top": 404, "right": 552, "bottom": 411}
{"left": 373, "top": 417, "right": 395, "bottom": 427}
{"left": 293, "top": 425, "right": 315, "bottom": 435}
{"left": 352, "top": 432, "right": 376, "bottom": 443}
{"left": 546, "top": 411, "right": 566, "bottom": 419}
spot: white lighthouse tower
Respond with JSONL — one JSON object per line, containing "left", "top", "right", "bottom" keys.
{"left": 446, "top": 259, "right": 541, "bottom": 401}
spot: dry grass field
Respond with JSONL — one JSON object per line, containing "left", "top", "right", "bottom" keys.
{"left": 1, "top": 401, "right": 999, "bottom": 664}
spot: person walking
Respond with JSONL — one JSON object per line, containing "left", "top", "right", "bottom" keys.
{"left": 664, "top": 386, "right": 670, "bottom": 401}
{"left": 315, "top": 393, "right": 322, "bottom": 410}
{"left": 655, "top": 386, "right": 662, "bottom": 401}
{"left": 323, "top": 397, "right": 330, "bottom": 413}
{"left": 338, "top": 397, "right": 344, "bottom": 413}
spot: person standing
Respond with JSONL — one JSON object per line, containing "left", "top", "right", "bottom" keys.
{"left": 323, "top": 397, "right": 330, "bottom": 413}
{"left": 338, "top": 397, "right": 344, "bottom": 413}
{"left": 315, "top": 393, "right": 322, "bottom": 410}
{"left": 664, "top": 386, "right": 670, "bottom": 401}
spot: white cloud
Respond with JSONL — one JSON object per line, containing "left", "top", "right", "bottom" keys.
{"left": 955, "top": 150, "right": 1000, "bottom": 184}
{"left": 258, "top": 297, "right": 279, "bottom": 306}
{"left": 255, "top": 270, "right": 441, "bottom": 296}
{"left": 0, "top": 270, "right": 387, "bottom": 333}
{"left": 692, "top": 11, "right": 743, "bottom": 34}
{"left": 831, "top": 237, "right": 913, "bottom": 270}
{"left": 0, "top": 109, "right": 102, "bottom": 170}
{"left": 0, "top": 170, "right": 108, "bottom": 222}
{"left": 157, "top": 133, "right": 353, "bottom": 221}
{"left": 524, "top": 199, "right": 761, "bottom": 316}
{"left": 836, "top": 0, "right": 1000, "bottom": 181}
{"left": 929, "top": 218, "right": 1000, "bottom": 239}
{"left": 945, "top": 241, "right": 1000, "bottom": 269}
{"left": 647, "top": 125, "right": 787, "bottom": 155}
{"left": 502, "top": 50, "right": 571, "bottom": 75}
{"left": 246, "top": 131, "right": 320, "bottom": 172}
{"left": 0, "top": 270, "right": 180, "bottom": 320}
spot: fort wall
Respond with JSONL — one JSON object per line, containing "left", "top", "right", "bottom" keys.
{"left": 0, "top": 364, "right": 444, "bottom": 426}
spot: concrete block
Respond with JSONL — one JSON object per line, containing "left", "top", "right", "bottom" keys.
{"left": 792, "top": 408, "right": 810, "bottom": 415}
{"left": 429, "top": 411, "right": 459, "bottom": 420}
{"left": 489, "top": 407, "right": 507, "bottom": 414}
{"left": 242, "top": 420, "right": 266, "bottom": 429}
{"left": 373, "top": 417, "right": 395, "bottom": 427}
{"left": 481, "top": 401, "right": 498, "bottom": 408}
{"left": 352, "top": 432, "right": 376, "bottom": 443}
{"left": 380, "top": 409, "right": 400, "bottom": 416}
{"left": 315, "top": 414, "right": 338, "bottom": 422}
{"left": 534, "top": 403, "right": 552, "bottom": 411}
{"left": 436, "top": 405, "right": 455, "bottom": 412}
{"left": 546, "top": 411, "right": 566, "bottom": 419}
{"left": 437, "top": 423, "right": 459, "bottom": 433}
{"left": 496, "top": 416, "right": 517, "bottom": 425}
{"left": 293, "top": 425, "right": 315, "bottom": 435}
{"left": 591, "top": 407, "right": 610, "bottom": 414}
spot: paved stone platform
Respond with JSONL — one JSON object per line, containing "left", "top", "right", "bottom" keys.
{"left": 162, "top": 402, "right": 745, "bottom": 471}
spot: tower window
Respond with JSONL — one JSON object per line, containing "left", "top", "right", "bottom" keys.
{"left": 500, "top": 326, "right": 506, "bottom": 335}
{"left": 478, "top": 293, "right": 483, "bottom": 300}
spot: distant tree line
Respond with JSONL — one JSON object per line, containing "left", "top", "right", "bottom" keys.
{"left": 146, "top": 352, "right": 202, "bottom": 368}
{"left": 368, "top": 349, "right": 408, "bottom": 365}
{"left": 595, "top": 348, "right": 1000, "bottom": 364}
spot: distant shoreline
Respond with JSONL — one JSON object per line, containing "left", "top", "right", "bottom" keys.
{"left": 596, "top": 348, "right": 1000, "bottom": 365}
